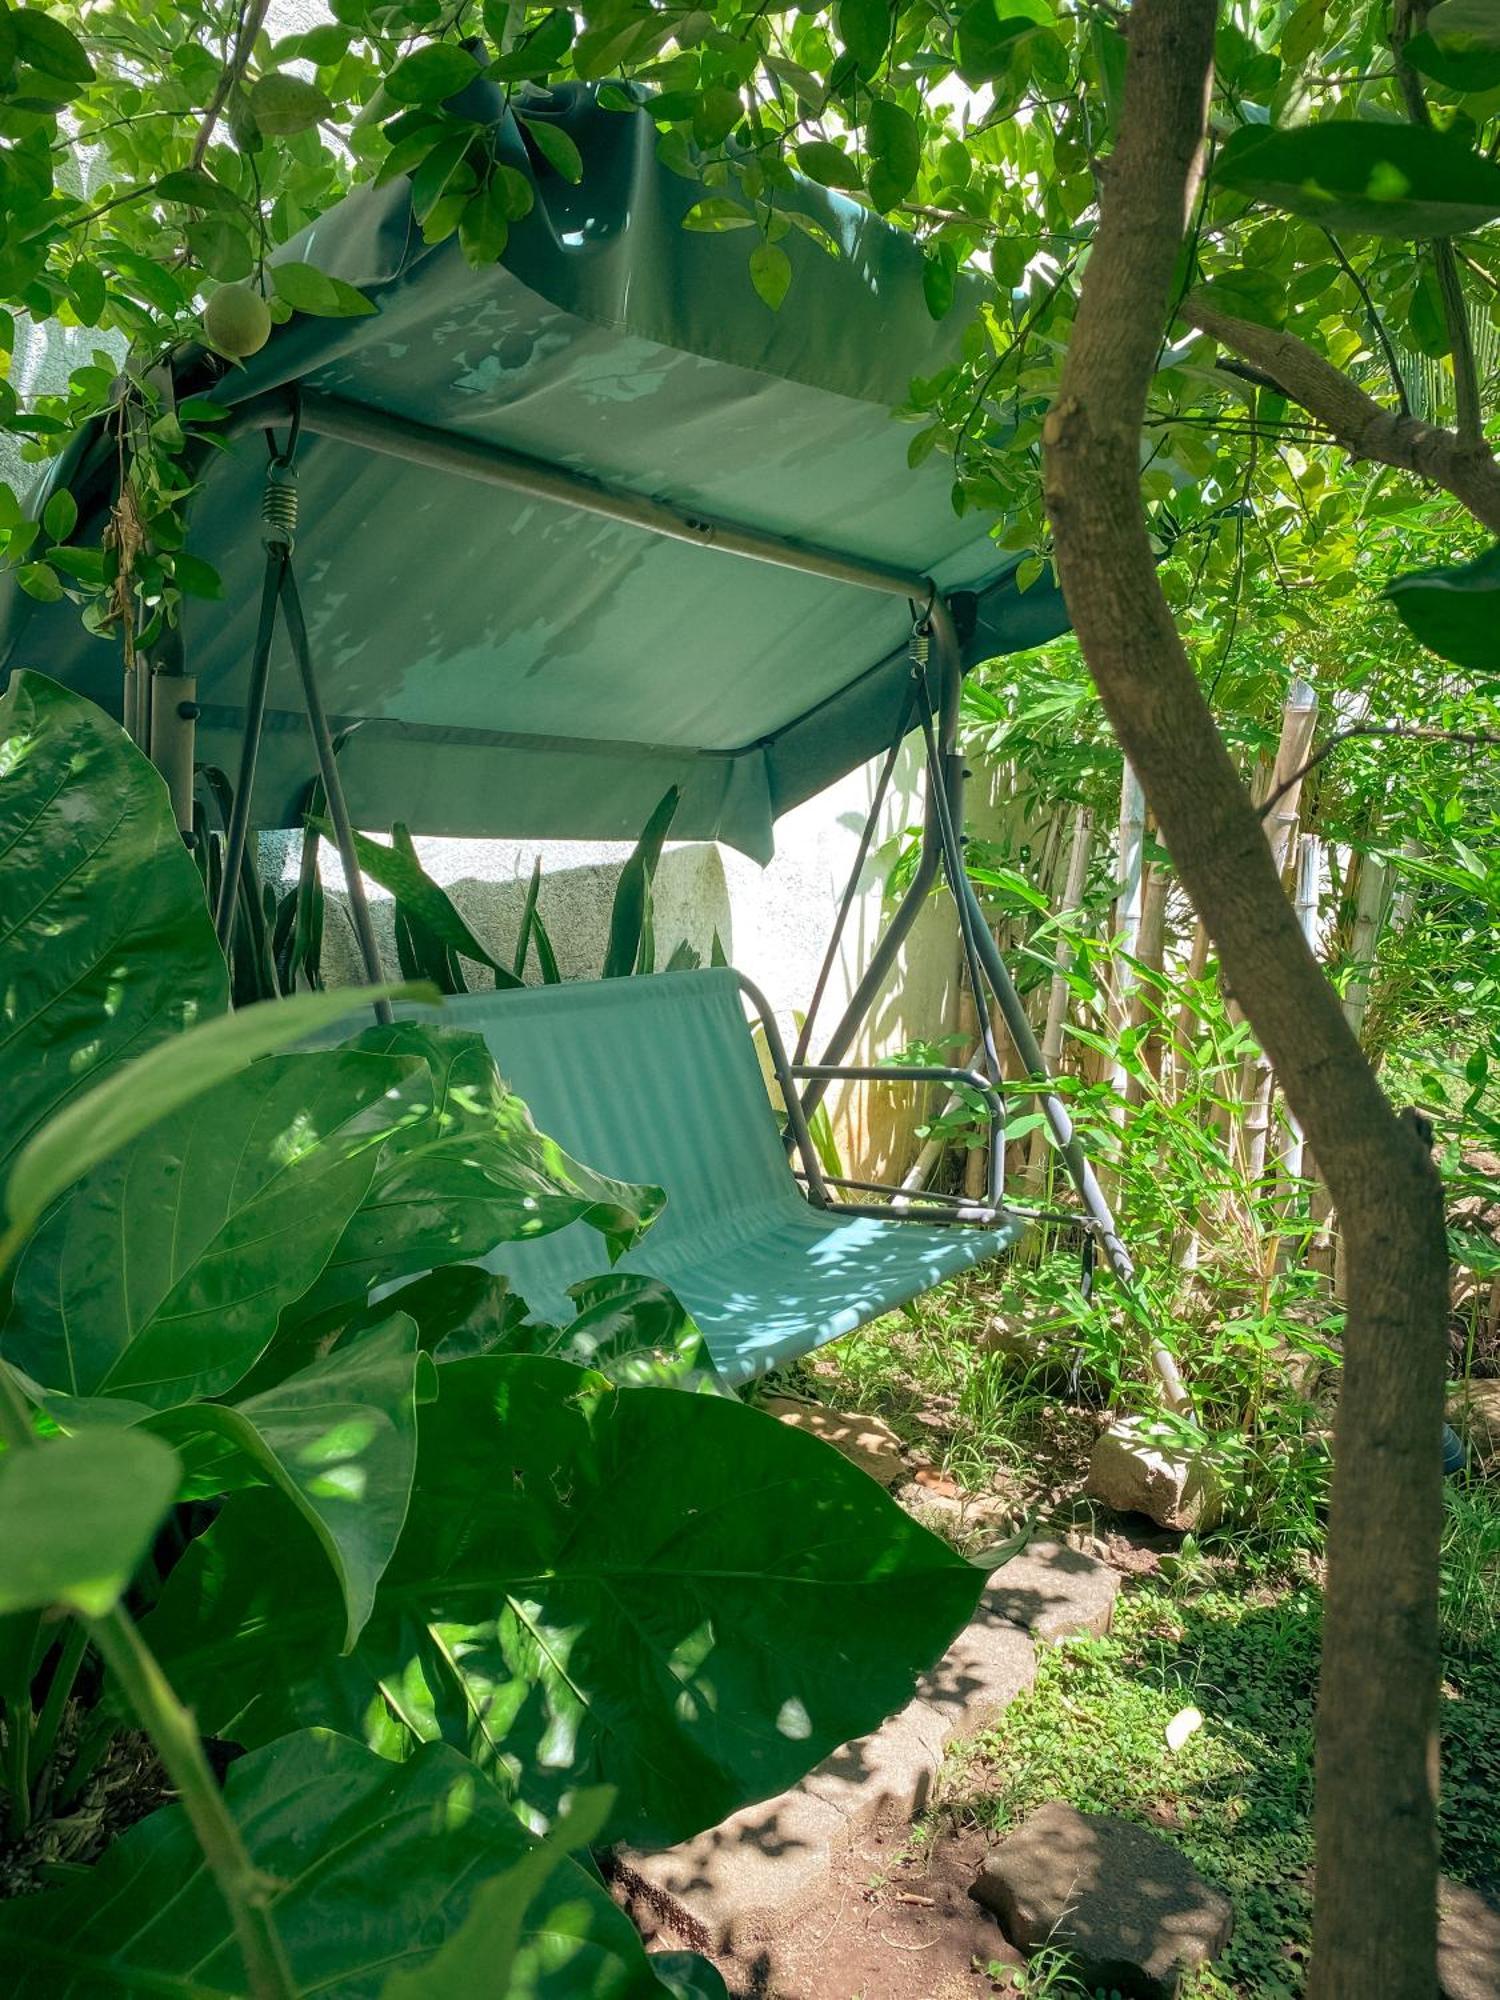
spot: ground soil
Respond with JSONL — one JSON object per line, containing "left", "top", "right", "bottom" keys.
{"left": 678, "top": 1825, "right": 1023, "bottom": 2000}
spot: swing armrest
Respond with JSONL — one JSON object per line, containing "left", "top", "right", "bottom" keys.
{"left": 787, "top": 1063, "right": 1007, "bottom": 1215}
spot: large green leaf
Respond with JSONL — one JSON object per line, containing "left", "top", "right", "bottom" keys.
{"left": 146, "top": 1314, "right": 425, "bottom": 1649}
{"left": 0, "top": 1430, "right": 179, "bottom": 1616}
{"left": 1404, "top": 0, "right": 1500, "bottom": 92}
{"left": 0, "top": 672, "right": 228, "bottom": 1203}
{"left": 1216, "top": 120, "right": 1500, "bottom": 238}
{"left": 1387, "top": 542, "right": 1500, "bottom": 672}
{"left": 2, "top": 985, "right": 426, "bottom": 1249}
{"left": 143, "top": 1356, "right": 984, "bottom": 1847}
{"left": 3, "top": 1051, "right": 427, "bottom": 1407}
{"left": 286, "top": 1024, "right": 664, "bottom": 1324}
{"left": 0, "top": 1729, "right": 683, "bottom": 1996}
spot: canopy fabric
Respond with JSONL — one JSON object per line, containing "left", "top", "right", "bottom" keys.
{"left": 385, "top": 970, "right": 1025, "bottom": 1382}
{"left": 0, "top": 84, "right": 1068, "bottom": 858}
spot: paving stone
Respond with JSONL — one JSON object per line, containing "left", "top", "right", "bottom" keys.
{"left": 616, "top": 1785, "right": 846, "bottom": 1953}
{"left": 970, "top": 1800, "right": 1232, "bottom": 1999}
{"left": 984, "top": 1536, "right": 1121, "bottom": 1643}
{"left": 1439, "top": 1874, "right": 1500, "bottom": 2000}
{"left": 1448, "top": 1380, "right": 1500, "bottom": 1462}
{"left": 915, "top": 1584, "right": 1037, "bottom": 1740}
{"left": 760, "top": 1397, "right": 909, "bottom": 1485}
{"left": 801, "top": 1699, "right": 949, "bottom": 1835}
{"left": 1084, "top": 1416, "right": 1223, "bottom": 1532}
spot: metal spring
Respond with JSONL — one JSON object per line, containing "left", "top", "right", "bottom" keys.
{"left": 262, "top": 459, "right": 299, "bottom": 548}
{"left": 909, "top": 621, "right": 931, "bottom": 666}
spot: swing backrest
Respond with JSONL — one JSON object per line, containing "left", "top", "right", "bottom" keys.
{"left": 395, "top": 967, "right": 804, "bottom": 1313}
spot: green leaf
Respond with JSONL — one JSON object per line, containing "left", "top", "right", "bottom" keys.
{"left": 248, "top": 72, "right": 333, "bottom": 137}
{"left": 146, "top": 1314, "right": 423, "bottom": 1649}
{"left": 954, "top": 0, "right": 1037, "bottom": 88}
{"left": 311, "top": 818, "right": 518, "bottom": 979}
{"left": 40, "top": 488, "right": 76, "bottom": 542}
{"left": 377, "top": 1264, "right": 534, "bottom": 1361}
{"left": 1216, "top": 120, "right": 1500, "bottom": 238}
{"left": 865, "top": 98, "right": 920, "bottom": 211}
{"left": 387, "top": 42, "right": 481, "bottom": 104}
{"left": 170, "top": 550, "right": 222, "bottom": 599}
{"left": 272, "top": 260, "right": 378, "bottom": 317}
{"left": 680, "top": 195, "right": 755, "bottom": 231}
{"left": 2, "top": 984, "right": 428, "bottom": 1250}
{"left": 0, "top": 1730, "right": 678, "bottom": 1996}
{"left": 692, "top": 85, "right": 742, "bottom": 149}
{"left": 0, "top": 1430, "right": 179, "bottom": 1616}
{"left": 12, "top": 10, "right": 94, "bottom": 84}
{"left": 0, "top": 674, "right": 229, "bottom": 1217}
{"left": 459, "top": 181, "right": 511, "bottom": 266}
{"left": 488, "top": 8, "right": 574, "bottom": 80}
{"left": 284, "top": 1023, "right": 664, "bottom": 1322}
{"left": 15, "top": 560, "right": 63, "bottom": 601}
{"left": 835, "top": 0, "right": 891, "bottom": 75}
{"left": 1279, "top": 0, "right": 1327, "bottom": 70}
{"left": 923, "top": 242, "right": 958, "bottom": 320}
{"left": 186, "top": 216, "right": 255, "bottom": 283}
{"left": 749, "top": 239, "right": 791, "bottom": 310}
{"left": 603, "top": 785, "right": 679, "bottom": 976}
{"left": 153, "top": 169, "right": 243, "bottom": 214}
{"left": 4, "top": 1050, "right": 427, "bottom": 1407}
{"left": 1405, "top": 0, "right": 1500, "bottom": 91}
{"left": 144, "top": 1355, "right": 984, "bottom": 1847}
{"left": 793, "top": 140, "right": 863, "bottom": 192}
{"left": 519, "top": 113, "right": 584, "bottom": 183}
{"left": 1387, "top": 542, "right": 1500, "bottom": 672}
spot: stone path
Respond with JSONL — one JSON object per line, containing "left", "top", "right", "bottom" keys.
{"left": 614, "top": 1539, "right": 1121, "bottom": 1958}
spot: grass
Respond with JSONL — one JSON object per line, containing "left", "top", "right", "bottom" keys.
{"left": 794, "top": 1272, "right": 1500, "bottom": 1996}
{"left": 933, "top": 1561, "right": 1499, "bottom": 1999}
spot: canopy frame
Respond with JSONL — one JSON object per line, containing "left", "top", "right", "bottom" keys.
{"left": 140, "top": 378, "right": 1135, "bottom": 1291}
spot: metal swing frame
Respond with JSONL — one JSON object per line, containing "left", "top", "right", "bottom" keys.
{"left": 141, "top": 378, "right": 1134, "bottom": 1290}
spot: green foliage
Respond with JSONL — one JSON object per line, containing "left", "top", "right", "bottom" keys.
{"left": 0, "top": 685, "right": 979, "bottom": 1990}
{"left": 0, "top": 673, "right": 228, "bottom": 1201}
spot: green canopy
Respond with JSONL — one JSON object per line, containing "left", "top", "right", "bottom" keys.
{"left": 0, "top": 84, "right": 1067, "bottom": 859}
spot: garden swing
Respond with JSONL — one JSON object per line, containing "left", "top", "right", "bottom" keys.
{"left": 0, "top": 81, "right": 1133, "bottom": 1385}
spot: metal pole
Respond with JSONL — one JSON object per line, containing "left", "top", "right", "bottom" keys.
{"left": 277, "top": 561, "right": 392, "bottom": 1026}
{"left": 147, "top": 623, "right": 196, "bottom": 837}
{"left": 215, "top": 545, "right": 286, "bottom": 947}
{"left": 234, "top": 390, "right": 939, "bottom": 607}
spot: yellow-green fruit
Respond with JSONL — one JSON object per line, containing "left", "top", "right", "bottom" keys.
{"left": 203, "top": 283, "right": 272, "bottom": 360}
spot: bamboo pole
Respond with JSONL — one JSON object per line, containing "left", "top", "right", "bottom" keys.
{"left": 1027, "top": 806, "right": 1094, "bottom": 1191}
{"left": 1279, "top": 833, "right": 1325, "bottom": 1187}
{"left": 1108, "top": 763, "right": 1146, "bottom": 1115}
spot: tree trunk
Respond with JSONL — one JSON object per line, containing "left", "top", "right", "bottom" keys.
{"left": 1039, "top": 4, "right": 1449, "bottom": 1994}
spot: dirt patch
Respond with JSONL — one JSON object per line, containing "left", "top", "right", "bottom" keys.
{"left": 631, "top": 1825, "right": 1022, "bottom": 2000}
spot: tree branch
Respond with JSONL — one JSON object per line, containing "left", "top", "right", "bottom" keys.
{"left": 1181, "top": 293, "right": 1500, "bottom": 534}
{"left": 1259, "top": 723, "right": 1500, "bottom": 821}
{"left": 1041, "top": 3, "right": 1448, "bottom": 1993}
{"left": 191, "top": 0, "right": 272, "bottom": 171}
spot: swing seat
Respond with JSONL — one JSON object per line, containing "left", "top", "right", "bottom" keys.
{"left": 398, "top": 968, "right": 1027, "bottom": 1387}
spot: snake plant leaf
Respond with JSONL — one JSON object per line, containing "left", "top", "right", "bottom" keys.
{"left": 603, "top": 785, "right": 680, "bottom": 978}
{"left": 2, "top": 1051, "right": 428, "bottom": 1408}
{"left": 145, "top": 1313, "right": 424, "bottom": 1649}
{"left": 0, "top": 1730, "right": 681, "bottom": 1997}
{"left": 311, "top": 816, "right": 522, "bottom": 986}
{"left": 143, "top": 1356, "right": 984, "bottom": 1847}
{"left": 286, "top": 1024, "right": 665, "bottom": 1325}
{"left": 0, "top": 1429, "right": 179, "bottom": 1616}
{"left": 1216, "top": 120, "right": 1500, "bottom": 238}
{"left": 0, "top": 672, "right": 228, "bottom": 1208}
{"left": 1386, "top": 542, "right": 1500, "bottom": 673}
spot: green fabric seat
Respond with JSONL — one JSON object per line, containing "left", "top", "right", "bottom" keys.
{"left": 399, "top": 969, "right": 1026, "bottom": 1386}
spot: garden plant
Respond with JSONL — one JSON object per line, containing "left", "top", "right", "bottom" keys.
{"left": 0, "top": 0, "right": 1496, "bottom": 1992}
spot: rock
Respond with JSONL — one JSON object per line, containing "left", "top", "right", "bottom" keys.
{"left": 895, "top": 1480, "right": 1019, "bottom": 1550}
{"left": 970, "top": 1800, "right": 1232, "bottom": 1999}
{"left": 1084, "top": 1417, "right": 1222, "bottom": 1533}
{"left": 1448, "top": 1381, "right": 1500, "bottom": 1462}
{"left": 1439, "top": 1875, "right": 1500, "bottom": 2000}
{"left": 760, "top": 1398, "right": 908, "bottom": 1486}
{"left": 986, "top": 1537, "right": 1121, "bottom": 1644}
